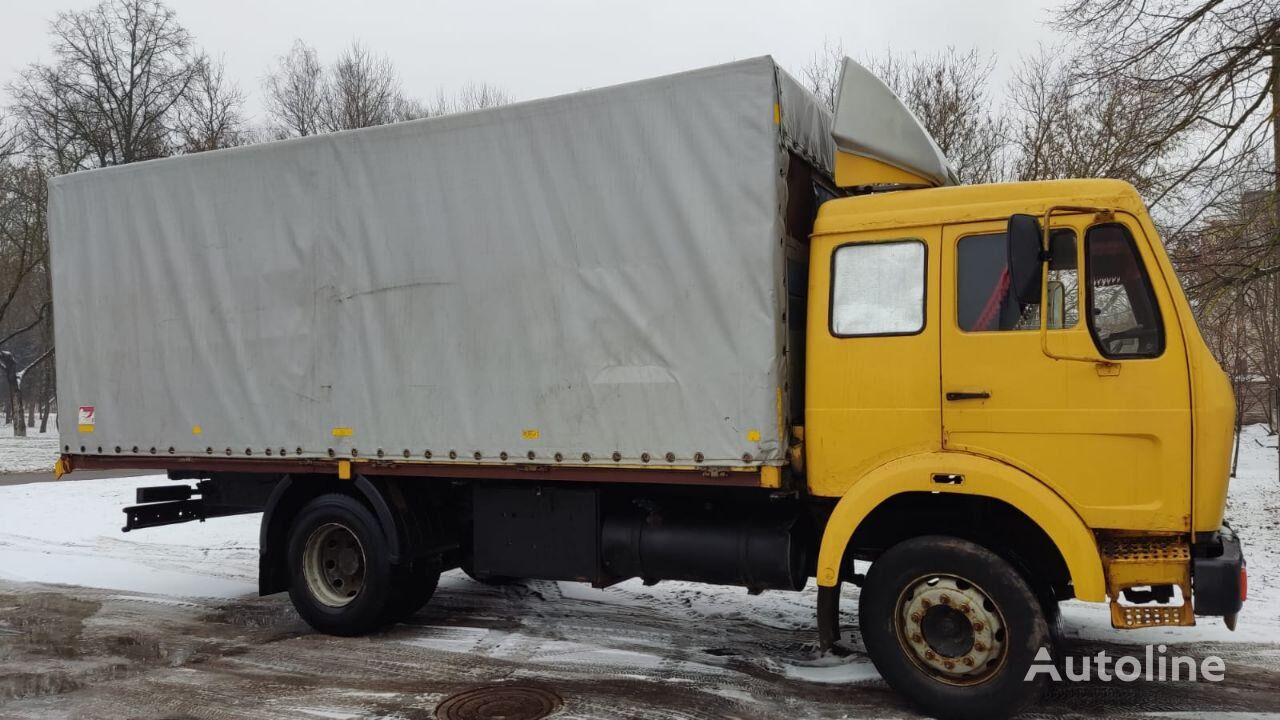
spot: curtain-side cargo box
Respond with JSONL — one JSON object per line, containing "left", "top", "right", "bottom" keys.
{"left": 50, "top": 57, "right": 833, "bottom": 471}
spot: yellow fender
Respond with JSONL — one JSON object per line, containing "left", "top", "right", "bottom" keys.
{"left": 816, "top": 451, "right": 1107, "bottom": 602}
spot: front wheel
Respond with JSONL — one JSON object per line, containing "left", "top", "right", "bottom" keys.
{"left": 287, "top": 493, "right": 394, "bottom": 636}
{"left": 859, "top": 536, "right": 1051, "bottom": 720}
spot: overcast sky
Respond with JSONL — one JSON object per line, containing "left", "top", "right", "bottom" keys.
{"left": 1, "top": 0, "right": 1065, "bottom": 124}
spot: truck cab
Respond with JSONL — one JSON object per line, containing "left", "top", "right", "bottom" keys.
{"left": 797, "top": 59, "right": 1246, "bottom": 719}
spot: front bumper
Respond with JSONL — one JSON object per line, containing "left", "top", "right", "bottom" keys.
{"left": 1192, "top": 524, "right": 1246, "bottom": 618}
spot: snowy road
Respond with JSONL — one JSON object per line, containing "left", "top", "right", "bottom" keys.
{"left": 1, "top": 574, "right": 1278, "bottom": 720}
{"left": 0, "top": 426, "right": 1278, "bottom": 718}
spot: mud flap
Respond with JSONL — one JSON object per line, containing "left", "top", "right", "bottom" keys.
{"left": 817, "top": 582, "right": 842, "bottom": 650}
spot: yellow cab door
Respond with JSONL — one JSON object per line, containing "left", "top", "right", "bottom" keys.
{"left": 805, "top": 226, "right": 942, "bottom": 497}
{"left": 939, "top": 213, "right": 1192, "bottom": 531}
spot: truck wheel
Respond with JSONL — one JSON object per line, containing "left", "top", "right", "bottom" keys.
{"left": 859, "top": 536, "right": 1050, "bottom": 720}
{"left": 287, "top": 493, "right": 394, "bottom": 636}
{"left": 383, "top": 562, "right": 441, "bottom": 623}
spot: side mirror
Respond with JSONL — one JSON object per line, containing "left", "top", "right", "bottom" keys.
{"left": 1006, "top": 214, "right": 1045, "bottom": 306}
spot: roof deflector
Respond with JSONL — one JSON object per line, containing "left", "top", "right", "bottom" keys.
{"left": 831, "top": 58, "right": 956, "bottom": 188}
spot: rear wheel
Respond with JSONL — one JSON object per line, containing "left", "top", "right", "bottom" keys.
{"left": 859, "top": 536, "right": 1050, "bottom": 720}
{"left": 383, "top": 561, "right": 441, "bottom": 623}
{"left": 287, "top": 493, "right": 393, "bottom": 636}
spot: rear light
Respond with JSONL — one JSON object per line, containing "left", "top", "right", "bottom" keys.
{"left": 1240, "top": 566, "right": 1248, "bottom": 602}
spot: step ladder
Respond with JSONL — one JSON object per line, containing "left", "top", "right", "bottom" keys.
{"left": 1098, "top": 535, "right": 1195, "bottom": 629}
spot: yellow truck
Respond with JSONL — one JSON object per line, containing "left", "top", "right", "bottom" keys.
{"left": 50, "top": 57, "right": 1246, "bottom": 719}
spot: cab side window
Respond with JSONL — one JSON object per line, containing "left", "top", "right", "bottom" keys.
{"left": 1086, "top": 223, "right": 1164, "bottom": 358}
{"left": 830, "top": 240, "right": 925, "bottom": 337}
{"left": 957, "top": 230, "right": 1078, "bottom": 332}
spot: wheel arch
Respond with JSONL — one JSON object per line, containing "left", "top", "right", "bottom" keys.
{"left": 816, "top": 451, "right": 1106, "bottom": 602}
{"left": 259, "top": 474, "right": 403, "bottom": 596}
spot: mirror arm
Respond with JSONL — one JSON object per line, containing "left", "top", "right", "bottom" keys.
{"left": 1037, "top": 205, "right": 1118, "bottom": 364}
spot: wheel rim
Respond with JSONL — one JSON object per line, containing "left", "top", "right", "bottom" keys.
{"left": 302, "top": 522, "right": 366, "bottom": 607}
{"left": 894, "top": 573, "right": 1008, "bottom": 686}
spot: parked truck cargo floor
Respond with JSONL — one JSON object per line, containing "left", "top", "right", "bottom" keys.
{"left": 2, "top": 425, "right": 1278, "bottom": 719}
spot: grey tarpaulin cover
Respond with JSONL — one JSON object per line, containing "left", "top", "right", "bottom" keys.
{"left": 51, "top": 57, "right": 832, "bottom": 468}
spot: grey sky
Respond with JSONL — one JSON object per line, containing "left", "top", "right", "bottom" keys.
{"left": 1, "top": 0, "right": 1065, "bottom": 124}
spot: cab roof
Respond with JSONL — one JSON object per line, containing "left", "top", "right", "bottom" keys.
{"left": 813, "top": 179, "right": 1146, "bottom": 237}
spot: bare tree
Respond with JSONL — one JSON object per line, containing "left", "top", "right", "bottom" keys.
{"left": 799, "top": 43, "right": 1007, "bottom": 184}
{"left": 1057, "top": 0, "right": 1280, "bottom": 289}
{"left": 176, "top": 56, "right": 248, "bottom": 153}
{"left": 0, "top": 117, "right": 15, "bottom": 161}
{"left": 1008, "top": 49, "right": 1185, "bottom": 194}
{"left": 9, "top": 0, "right": 200, "bottom": 168}
{"left": 7, "top": 66, "right": 94, "bottom": 173}
{"left": 800, "top": 40, "right": 846, "bottom": 114}
{"left": 430, "top": 83, "right": 513, "bottom": 116}
{"left": 325, "top": 42, "right": 408, "bottom": 131}
{"left": 265, "top": 39, "right": 511, "bottom": 134}
{"left": 264, "top": 40, "right": 328, "bottom": 138}
{"left": 0, "top": 160, "right": 52, "bottom": 437}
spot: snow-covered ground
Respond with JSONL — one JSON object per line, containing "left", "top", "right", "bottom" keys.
{"left": 0, "top": 419, "right": 61, "bottom": 473}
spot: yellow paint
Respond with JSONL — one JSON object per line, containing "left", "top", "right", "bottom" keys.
{"left": 936, "top": 213, "right": 1191, "bottom": 532}
{"left": 522, "top": 429, "right": 540, "bottom": 440}
{"left": 54, "top": 457, "right": 67, "bottom": 479}
{"left": 772, "top": 102, "right": 781, "bottom": 126}
{"left": 759, "top": 465, "right": 781, "bottom": 489}
{"left": 77, "top": 424, "right": 94, "bottom": 433}
{"left": 834, "top": 152, "right": 935, "bottom": 188}
{"left": 192, "top": 425, "right": 202, "bottom": 435}
{"left": 746, "top": 429, "right": 761, "bottom": 443}
{"left": 337, "top": 459, "right": 352, "bottom": 480}
{"left": 331, "top": 427, "right": 353, "bottom": 437}
{"left": 805, "top": 226, "right": 943, "bottom": 495}
{"left": 805, "top": 178, "right": 1233, "bottom": 608}
{"left": 814, "top": 451, "right": 1107, "bottom": 601}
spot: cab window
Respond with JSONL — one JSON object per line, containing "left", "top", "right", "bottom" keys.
{"left": 830, "top": 240, "right": 925, "bottom": 336}
{"left": 957, "top": 230, "right": 1078, "bottom": 331}
{"left": 1086, "top": 223, "right": 1164, "bottom": 358}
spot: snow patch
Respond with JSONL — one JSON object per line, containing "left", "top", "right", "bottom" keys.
{"left": 780, "top": 654, "right": 882, "bottom": 684}
{"left": 0, "top": 420, "right": 61, "bottom": 473}
{"left": 0, "top": 474, "right": 258, "bottom": 598}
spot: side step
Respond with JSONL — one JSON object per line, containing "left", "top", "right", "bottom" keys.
{"left": 1099, "top": 535, "right": 1194, "bottom": 629}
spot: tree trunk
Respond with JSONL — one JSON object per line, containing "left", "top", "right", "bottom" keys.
{"left": 38, "top": 368, "right": 50, "bottom": 434}
{"left": 1272, "top": 32, "right": 1279, "bottom": 203}
{"left": 11, "top": 384, "right": 25, "bottom": 438}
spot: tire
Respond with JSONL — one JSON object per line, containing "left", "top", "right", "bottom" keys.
{"left": 859, "top": 536, "right": 1051, "bottom": 720}
{"left": 287, "top": 493, "right": 394, "bottom": 636}
{"left": 383, "top": 561, "right": 441, "bottom": 623}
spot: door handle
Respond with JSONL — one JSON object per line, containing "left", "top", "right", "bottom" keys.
{"left": 946, "top": 391, "right": 990, "bottom": 401}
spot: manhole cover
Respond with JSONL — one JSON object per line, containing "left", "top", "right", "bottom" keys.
{"left": 436, "top": 685, "right": 563, "bottom": 720}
